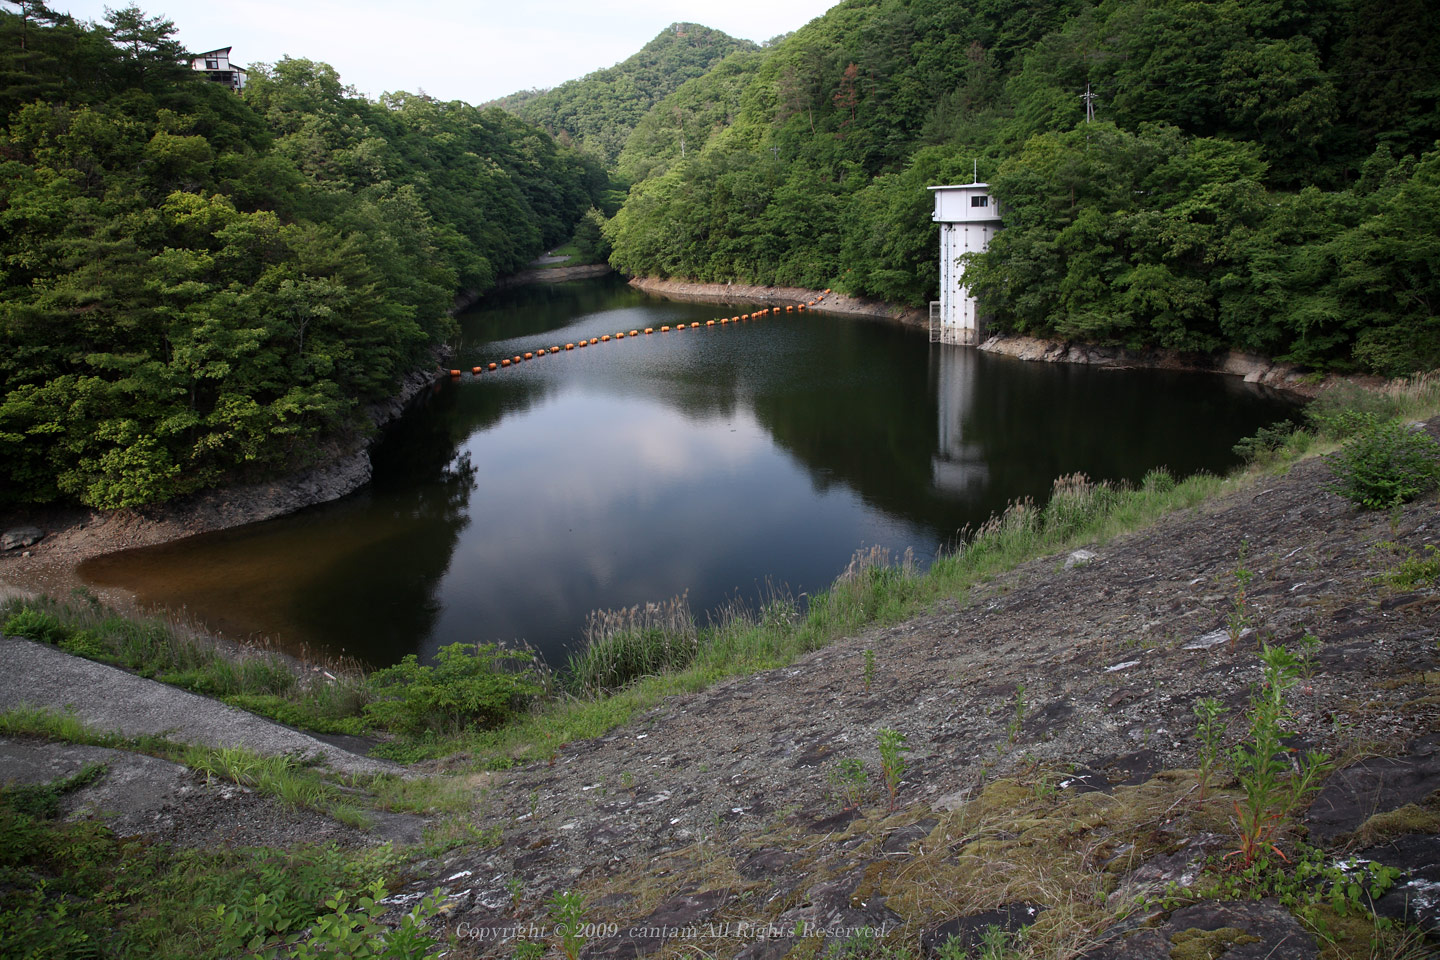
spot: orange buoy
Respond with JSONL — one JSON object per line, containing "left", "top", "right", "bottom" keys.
{"left": 449, "top": 369, "right": 461, "bottom": 377}
{"left": 600, "top": 335, "right": 610, "bottom": 342}
{"left": 472, "top": 366, "right": 482, "bottom": 374}
{"left": 565, "top": 343, "right": 574, "bottom": 350}
{"left": 524, "top": 352, "right": 534, "bottom": 360}
{"left": 629, "top": 330, "right": 639, "bottom": 336}
{"left": 615, "top": 332, "right": 625, "bottom": 339}
{"left": 644, "top": 327, "right": 654, "bottom": 334}
{"left": 706, "top": 319, "right": 715, "bottom": 326}
{"left": 589, "top": 338, "right": 598, "bottom": 345}
{"left": 513, "top": 356, "right": 522, "bottom": 364}
{"left": 786, "top": 305, "right": 793, "bottom": 312}
{"left": 578, "top": 340, "right": 587, "bottom": 347}
{"left": 501, "top": 359, "right": 511, "bottom": 367}
{"left": 553, "top": 346, "right": 562, "bottom": 353}
{"left": 731, "top": 316, "right": 739, "bottom": 322}
{"left": 488, "top": 362, "right": 498, "bottom": 370}
{"left": 661, "top": 325, "right": 670, "bottom": 332}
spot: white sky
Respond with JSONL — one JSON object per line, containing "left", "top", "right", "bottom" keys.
{"left": 54, "top": 0, "right": 839, "bottom": 105}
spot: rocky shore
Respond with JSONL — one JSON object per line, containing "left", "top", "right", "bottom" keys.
{"left": 976, "top": 334, "right": 1328, "bottom": 397}
{"left": 629, "top": 277, "right": 927, "bottom": 326}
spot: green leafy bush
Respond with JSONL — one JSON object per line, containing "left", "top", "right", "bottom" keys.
{"left": 3, "top": 609, "right": 69, "bottom": 645}
{"left": 1232, "top": 420, "right": 1298, "bottom": 464}
{"left": 364, "top": 643, "right": 542, "bottom": 735}
{"left": 1326, "top": 416, "right": 1440, "bottom": 509}
{"left": 58, "top": 629, "right": 111, "bottom": 660}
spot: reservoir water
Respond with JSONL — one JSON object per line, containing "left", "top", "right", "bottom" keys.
{"left": 81, "top": 276, "right": 1298, "bottom": 668}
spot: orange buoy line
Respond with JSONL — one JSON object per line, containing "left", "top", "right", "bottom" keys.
{"left": 461, "top": 288, "right": 838, "bottom": 377}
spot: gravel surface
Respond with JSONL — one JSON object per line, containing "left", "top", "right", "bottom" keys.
{"left": 0, "top": 635, "right": 401, "bottom": 778}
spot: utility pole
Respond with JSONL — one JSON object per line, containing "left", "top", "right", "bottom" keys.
{"left": 1081, "top": 83, "right": 1097, "bottom": 123}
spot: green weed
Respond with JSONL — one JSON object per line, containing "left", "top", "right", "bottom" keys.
{"left": 877, "top": 727, "right": 909, "bottom": 812}
{"left": 1227, "top": 541, "right": 1254, "bottom": 653}
{"left": 548, "top": 889, "right": 588, "bottom": 960}
{"left": 1007, "top": 683, "right": 1027, "bottom": 744}
{"left": 1193, "top": 697, "right": 1227, "bottom": 805}
{"left": 1229, "top": 643, "right": 1332, "bottom": 866}
{"left": 827, "top": 756, "right": 869, "bottom": 810}
{"left": 1370, "top": 542, "right": 1440, "bottom": 591}
{"left": 0, "top": 762, "right": 107, "bottom": 819}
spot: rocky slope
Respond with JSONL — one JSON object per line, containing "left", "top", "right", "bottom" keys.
{"left": 397, "top": 434, "right": 1439, "bottom": 958}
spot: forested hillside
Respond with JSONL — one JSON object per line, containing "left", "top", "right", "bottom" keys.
{"left": 492, "top": 23, "right": 759, "bottom": 165}
{"left": 0, "top": 2, "right": 606, "bottom": 509}
{"left": 605, "top": 0, "right": 1440, "bottom": 375}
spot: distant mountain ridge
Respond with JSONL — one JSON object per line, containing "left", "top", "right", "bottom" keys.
{"left": 488, "top": 22, "right": 758, "bottom": 164}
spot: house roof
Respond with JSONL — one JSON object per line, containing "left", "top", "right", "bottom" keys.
{"left": 193, "top": 47, "right": 233, "bottom": 58}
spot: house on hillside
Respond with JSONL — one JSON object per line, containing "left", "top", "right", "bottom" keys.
{"left": 190, "top": 47, "right": 247, "bottom": 92}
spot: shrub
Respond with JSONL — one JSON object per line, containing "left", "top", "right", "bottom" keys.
{"left": 1326, "top": 416, "right": 1440, "bottom": 509}
{"left": 58, "top": 629, "right": 110, "bottom": 660}
{"left": 1232, "top": 420, "right": 1297, "bottom": 464}
{"left": 364, "top": 643, "right": 542, "bottom": 735}
{"left": 3, "top": 608, "right": 70, "bottom": 645}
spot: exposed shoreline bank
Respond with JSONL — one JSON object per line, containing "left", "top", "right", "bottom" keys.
{"left": 629, "top": 276, "right": 927, "bottom": 325}
{"left": 627, "top": 275, "right": 1337, "bottom": 398}
{"left": 0, "top": 358, "right": 448, "bottom": 606}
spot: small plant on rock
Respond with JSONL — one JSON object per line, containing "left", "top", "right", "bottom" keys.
{"left": 1227, "top": 541, "right": 1254, "bottom": 653}
{"left": 877, "top": 727, "right": 909, "bottom": 812}
{"left": 1007, "top": 683, "right": 1027, "bottom": 744}
{"left": 1371, "top": 541, "right": 1440, "bottom": 591}
{"left": 1193, "top": 696, "right": 1227, "bottom": 805}
{"left": 827, "top": 757, "right": 869, "bottom": 810}
{"left": 547, "top": 889, "right": 588, "bottom": 960}
{"left": 1229, "top": 643, "right": 1332, "bottom": 866}
{"left": 1294, "top": 631, "right": 1322, "bottom": 686}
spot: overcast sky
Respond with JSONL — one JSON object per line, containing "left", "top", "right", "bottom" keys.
{"left": 54, "top": 0, "right": 839, "bottom": 105}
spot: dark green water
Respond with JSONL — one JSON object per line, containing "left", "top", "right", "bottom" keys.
{"left": 81, "top": 276, "right": 1298, "bottom": 667}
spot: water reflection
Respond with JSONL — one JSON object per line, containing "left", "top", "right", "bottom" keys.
{"left": 933, "top": 347, "right": 988, "bottom": 496}
{"left": 81, "top": 278, "right": 1299, "bottom": 668}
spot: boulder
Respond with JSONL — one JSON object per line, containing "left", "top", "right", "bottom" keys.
{"left": 1, "top": 526, "right": 44, "bottom": 550}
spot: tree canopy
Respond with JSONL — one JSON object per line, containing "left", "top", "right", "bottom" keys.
{"left": 0, "top": 4, "right": 608, "bottom": 508}
{"left": 601, "top": 0, "right": 1440, "bottom": 375}
{"left": 490, "top": 22, "right": 758, "bottom": 168}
